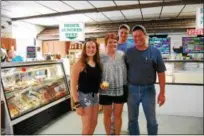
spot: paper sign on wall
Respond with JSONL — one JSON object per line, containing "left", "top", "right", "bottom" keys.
{"left": 59, "top": 23, "right": 85, "bottom": 41}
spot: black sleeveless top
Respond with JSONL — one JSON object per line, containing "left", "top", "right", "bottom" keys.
{"left": 78, "top": 63, "right": 102, "bottom": 94}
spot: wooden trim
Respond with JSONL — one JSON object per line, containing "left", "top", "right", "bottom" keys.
{"left": 36, "top": 18, "right": 195, "bottom": 39}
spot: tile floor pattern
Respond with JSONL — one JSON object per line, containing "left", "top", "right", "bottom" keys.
{"left": 36, "top": 110, "right": 203, "bottom": 135}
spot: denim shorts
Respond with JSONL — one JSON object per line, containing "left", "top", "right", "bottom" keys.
{"left": 78, "top": 91, "right": 99, "bottom": 108}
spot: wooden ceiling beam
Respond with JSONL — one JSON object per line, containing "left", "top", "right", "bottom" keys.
{"left": 11, "top": 0, "right": 202, "bottom": 21}
{"left": 37, "top": 18, "right": 196, "bottom": 40}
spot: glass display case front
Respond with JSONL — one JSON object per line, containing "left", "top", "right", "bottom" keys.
{"left": 1, "top": 61, "right": 69, "bottom": 120}
{"left": 156, "top": 60, "right": 203, "bottom": 85}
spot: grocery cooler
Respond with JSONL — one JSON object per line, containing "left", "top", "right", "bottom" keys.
{"left": 1, "top": 60, "right": 71, "bottom": 135}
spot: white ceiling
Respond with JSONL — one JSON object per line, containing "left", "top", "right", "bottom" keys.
{"left": 88, "top": 1, "right": 115, "bottom": 8}
{"left": 36, "top": 1, "right": 74, "bottom": 12}
{"left": 1, "top": 0, "right": 202, "bottom": 26}
{"left": 102, "top": 11, "right": 125, "bottom": 21}
{"left": 142, "top": 7, "right": 161, "bottom": 19}
{"left": 62, "top": 1, "right": 94, "bottom": 10}
{"left": 139, "top": 1, "right": 161, "bottom": 4}
{"left": 85, "top": 12, "right": 110, "bottom": 22}
{"left": 161, "top": 5, "right": 185, "bottom": 18}
{"left": 121, "top": 9, "right": 142, "bottom": 20}
{"left": 114, "top": 1, "right": 139, "bottom": 6}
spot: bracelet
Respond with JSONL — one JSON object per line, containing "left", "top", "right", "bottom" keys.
{"left": 74, "top": 101, "right": 80, "bottom": 105}
{"left": 75, "top": 104, "right": 82, "bottom": 108}
{"left": 74, "top": 101, "right": 81, "bottom": 108}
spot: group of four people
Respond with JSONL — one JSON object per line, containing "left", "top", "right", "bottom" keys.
{"left": 70, "top": 24, "right": 166, "bottom": 135}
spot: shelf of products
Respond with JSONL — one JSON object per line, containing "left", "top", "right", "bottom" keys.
{"left": 1, "top": 61, "right": 70, "bottom": 120}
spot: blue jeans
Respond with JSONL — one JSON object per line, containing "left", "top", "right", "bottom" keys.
{"left": 127, "top": 84, "right": 158, "bottom": 135}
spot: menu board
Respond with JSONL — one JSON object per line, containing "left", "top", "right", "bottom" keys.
{"left": 27, "top": 46, "right": 36, "bottom": 58}
{"left": 182, "top": 37, "right": 204, "bottom": 53}
{"left": 149, "top": 37, "right": 171, "bottom": 54}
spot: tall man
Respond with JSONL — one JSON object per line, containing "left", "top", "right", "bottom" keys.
{"left": 117, "top": 24, "right": 134, "bottom": 52}
{"left": 125, "top": 25, "right": 166, "bottom": 135}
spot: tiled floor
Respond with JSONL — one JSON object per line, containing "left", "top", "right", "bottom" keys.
{"left": 36, "top": 110, "right": 203, "bottom": 135}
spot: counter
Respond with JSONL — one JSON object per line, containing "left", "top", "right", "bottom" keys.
{"left": 156, "top": 59, "right": 203, "bottom": 86}
{"left": 155, "top": 59, "right": 203, "bottom": 117}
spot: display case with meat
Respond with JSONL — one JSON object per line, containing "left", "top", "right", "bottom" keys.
{"left": 1, "top": 60, "right": 71, "bottom": 135}
{"left": 1, "top": 61, "right": 70, "bottom": 120}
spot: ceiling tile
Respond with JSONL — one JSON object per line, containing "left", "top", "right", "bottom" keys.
{"left": 182, "top": 4, "right": 203, "bottom": 13}
{"left": 62, "top": 1, "right": 94, "bottom": 10}
{"left": 140, "top": 1, "right": 161, "bottom": 4}
{"left": 85, "top": 12, "right": 113, "bottom": 23}
{"left": 1, "top": 8, "right": 40, "bottom": 18}
{"left": 2, "top": 1, "right": 57, "bottom": 15}
{"left": 23, "top": 17, "right": 60, "bottom": 26}
{"left": 121, "top": 9, "right": 142, "bottom": 20}
{"left": 85, "top": 12, "right": 109, "bottom": 22}
{"left": 88, "top": 1, "right": 115, "bottom": 8}
{"left": 56, "top": 14, "right": 94, "bottom": 23}
{"left": 21, "top": 14, "right": 96, "bottom": 26}
{"left": 36, "top": 1, "right": 74, "bottom": 12}
{"left": 161, "top": 5, "right": 184, "bottom": 18}
{"left": 1, "top": 5, "right": 41, "bottom": 17}
{"left": 143, "top": 14, "right": 159, "bottom": 18}
{"left": 1, "top": 9, "right": 13, "bottom": 18}
{"left": 108, "top": 17, "right": 126, "bottom": 21}
{"left": 142, "top": 7, "right": 161, "bottom": 15}
{"left": 114, "top": 1, "right": 138, "bottom": 6}
{"left": 1, "top": 1, "right": 11, "bottom": 6}
{"left": 102, "top": 11, "right": 125, "bottom": 20}
{"left": 5, "top": 1, "right": 35, "bottom": 5}
{"left": 162, "top": 5, "right": 184, "bottom": 14}
{"left": 27, "top": 2, "right": 57, "bottom": 14}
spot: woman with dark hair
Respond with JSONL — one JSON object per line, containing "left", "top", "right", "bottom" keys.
{"left": 70, "top": 39, "right": 102, "bottom": 135}
{"left": 100, "top": 33, "right": 127, "bottom": 135}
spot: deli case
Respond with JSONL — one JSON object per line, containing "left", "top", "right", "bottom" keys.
{"left": 1, "top": 60, "right": 71, "bottom": 135}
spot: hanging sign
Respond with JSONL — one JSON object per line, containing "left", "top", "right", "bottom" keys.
{"left": 187, "top": 28, "right": 204, "bottom": 35}
{"left": 59, "top": 23, "right": 85, "bottom": 41}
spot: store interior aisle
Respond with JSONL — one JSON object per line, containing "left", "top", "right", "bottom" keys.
{"left": 36, "top": 108, "right": 203, "bottom": 135}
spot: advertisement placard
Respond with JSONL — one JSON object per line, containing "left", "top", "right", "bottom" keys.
{"left": 59, "top": 23, "right": 85, "bottom": 41}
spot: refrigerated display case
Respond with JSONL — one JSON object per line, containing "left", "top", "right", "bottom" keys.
{"left": 1, "top": 60, "right": 71, "bottom": 135}
{"left": 156, "top": 59, "right": 203, "bottom": 85}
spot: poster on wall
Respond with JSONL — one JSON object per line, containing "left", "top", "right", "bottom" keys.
{"left": 59, "top": 23, "right": 85, "bottom": 41}
{"left": 149, "top": 37, "right": 171, "bottom": 54}
{"left": 182, "top": 37, "right": 204, "bottom": 53}
{"left": 27, "top": 46, "right": 36, "bottom": 58}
